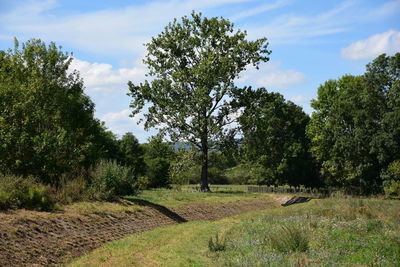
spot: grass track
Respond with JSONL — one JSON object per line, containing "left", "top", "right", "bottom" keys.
{"left": 68, "top": 210, "right": 253, "bottom": 267}
{"left": 69, "top": 197, "right": 400, "bottom": 267}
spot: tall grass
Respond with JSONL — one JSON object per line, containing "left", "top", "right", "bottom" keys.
{"left": 0, "top": 174, "right": 56, "bottom": 211}
{"left": 268, "top": 225, "right": 309, "bottom": 253}
{"left": 212, "top": 198, "right": 400, "bottom": 266}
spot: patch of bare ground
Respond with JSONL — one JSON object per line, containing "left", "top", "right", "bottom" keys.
{"left": 0, "top": 197, "right": 282, "bottom": 266}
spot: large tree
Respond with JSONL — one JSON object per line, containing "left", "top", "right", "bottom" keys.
{"left": 307, "top": 53, "right": 400, "bottom": 194}
{"left": 128, "top": 12, "right": 270, "bottom": 190}
{"left": 234, "top": 87, "right": 320, "bottom": 187}
{"left": 0, "top": 39, "right": 105, "bottom": 184}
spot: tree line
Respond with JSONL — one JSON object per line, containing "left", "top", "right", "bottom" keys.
{"left": 0, "top": 12, "right": 399, "bottom": 209}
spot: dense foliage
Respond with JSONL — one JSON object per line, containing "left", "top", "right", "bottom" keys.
{"left": 0, "top": 39, "right": 107, "bottom": 184}
{"left": 89, "top": 160, "right": 139, "bottom": 200}
{"left": 118, "top": 132, "right": 146, "bottom": 175}
{"left": 128, "top": 12, "right": 270, "bottom": 191}
{"left": 307, "top": 53, "right": 400, "bottom": 194}
{"left": 234, "top": 87, "right": 320, "bottom": 187}
{"left": 139, "top": 136, "right": 176, "bottom": 188}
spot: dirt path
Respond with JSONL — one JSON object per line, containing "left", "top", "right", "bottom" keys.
{"left": 0, "top": 198, "right": 281, "bottom": 266}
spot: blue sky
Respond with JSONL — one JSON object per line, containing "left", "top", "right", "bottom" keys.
{"left": 1, "top": 0, "right": 399, "bottom": 142}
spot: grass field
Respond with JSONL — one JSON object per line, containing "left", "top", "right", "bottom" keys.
{"left": 180, "top": 184, "right": 249, "bottom": 193}
{"left": 69, "top": 196, "right": 400, "bottom": 267}
{"left": 126, "top": 188, "right": 267, "bottom": 207}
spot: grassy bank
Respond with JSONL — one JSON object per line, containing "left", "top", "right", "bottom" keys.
{"left": 69, "top": 197, "right": 400, "bottom": 267}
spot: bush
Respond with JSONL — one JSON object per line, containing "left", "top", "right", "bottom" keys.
{"left": 382, "top": 160, "right": 400, "bottom": 199}
{"left": 268, "top": 225, "right": 309, "bottom": 253}
{"left": 0, "top": 174, "right": 56, "bottom": 211}
{"left": 169, "top": 150, "right": 198, "bottom": 186}
{"left": 383, "top": 180, "right": 400, "bottom": 199}
{"left": 89, "top": 160, "right": 139, "bottom": 200}
{"left": 55, "top": 174, "right": 89, "bottom": 204}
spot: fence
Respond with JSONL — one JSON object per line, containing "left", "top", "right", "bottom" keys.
{"left": 248, "top": 186, "right": 330, "bottom": 196}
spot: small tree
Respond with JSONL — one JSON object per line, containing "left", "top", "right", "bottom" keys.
{"left": 128, "top": 12, "right": 270, "bottom": 191}
{"left": 142, "top": 136, "right": 175, "bottom": 188}
{"left": 118, "top": 132, "right": 145, "bottom": 175}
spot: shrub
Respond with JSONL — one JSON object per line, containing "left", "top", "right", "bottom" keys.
{"left": 0, "top": 174, "right": 56, "bottom": 211}
{"left": 89, "top": 160, "right": 138, "bottom": 200}
{"left": 383, "top": 180, "right": 400, "bottom": 199}
{"left": 382, "top": 160, "right": 400, "bottom": 199}
{"left": 56, "top": 174, "right": 89, "bottom": 204}
{"left": 169, "top": 150, "right": 198, "bottom": 186}
{"left": 268, "top": 225, "right": 309, "bottom": 253}
{"left": 209, "top": 233, "right": 227, "bottom": 252}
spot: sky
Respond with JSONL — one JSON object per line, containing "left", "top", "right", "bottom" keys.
{"left": 1, "top": 0, "right": 399, "bottom": 142}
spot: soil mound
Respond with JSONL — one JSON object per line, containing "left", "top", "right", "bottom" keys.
{"left": 0, "top": 198, "right": 279, "bottom": 266}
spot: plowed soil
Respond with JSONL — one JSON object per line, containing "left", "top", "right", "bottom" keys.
{"left": 0, "top": 198, "right": 281, "bottom": 266}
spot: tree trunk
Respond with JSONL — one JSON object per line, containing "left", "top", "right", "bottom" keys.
{"left": 200, "top": 138, "right": 210, "bottom": 192}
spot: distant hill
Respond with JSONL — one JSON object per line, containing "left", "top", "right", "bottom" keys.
{"left": 171, "top": 142, "right": 194, "bottom": 151}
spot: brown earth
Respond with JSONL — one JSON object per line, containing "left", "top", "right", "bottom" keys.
{"left": 0, "top": 197, "right": 285, "bottom": 266}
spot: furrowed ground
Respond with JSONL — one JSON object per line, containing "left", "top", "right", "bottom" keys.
{"left": 70, "top": 196, "right": 400, "bottom": 267}
{"left": 0, "top": 189, "right": 282, "bottom": 266}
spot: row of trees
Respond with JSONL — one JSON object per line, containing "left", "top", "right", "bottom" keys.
{"left": 1, "top": 12, "right": 398, "bottom": 199}
{"left": 128, "top": 12, "right": 399, "bottom": 195}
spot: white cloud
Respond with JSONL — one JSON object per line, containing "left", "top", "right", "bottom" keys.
{"left": 1, "top": 0, "right": 253, "bottom": 56}
{"left": 0, "top": 35, "right": 13, "bottom": 40}
{"left": 101, "top": 109, "right": 135, "bottom": 123}
{"left": 341, "top": 30, "right": 400, "bottom": 60}
{"left": 69, "top": 58, "right": 147, "bottom": 93}
{"left": 230, "top": 0, "right": 289, "bottom": 21}
{"left": 245, "top": 0, "right": 356, "bottom": 44}
{"left": 237, "top": 62, "right": 306, "bottom": 89}
{"left": 289, "top": 95, "right": 309, "bottom": 103}
{"left": 101, "top": 109, "right": 151, "bottom": 141}
{"left": 374, "top": 0, "right": 400, "bottom": 17}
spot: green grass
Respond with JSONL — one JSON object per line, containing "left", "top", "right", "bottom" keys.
{"left": 125, "top": 188, "right": 267, "bottom": 207}
{"left": 68, "top": 215, "right": 244, "bottom": 267}
{"left": 180, "top": 184, "right": 250, "bottom": 193}
{"left": 69, "top": 197, "right": 400, "bottom": 267}
{"left": 214, "top": 197, "right": 400, "bottom": 267}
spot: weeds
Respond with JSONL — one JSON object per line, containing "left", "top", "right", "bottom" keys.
{"left": 268, "top": 225, "right": 309, "bottom": 253}
{"left": 56, "top": 174, "right": 88, "bottom": 204}
{"left": 0, "top": 174, "right": 56, "bottom": 211}
{"left": 209, "top": 233, "right": 227, "bottom": 252}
